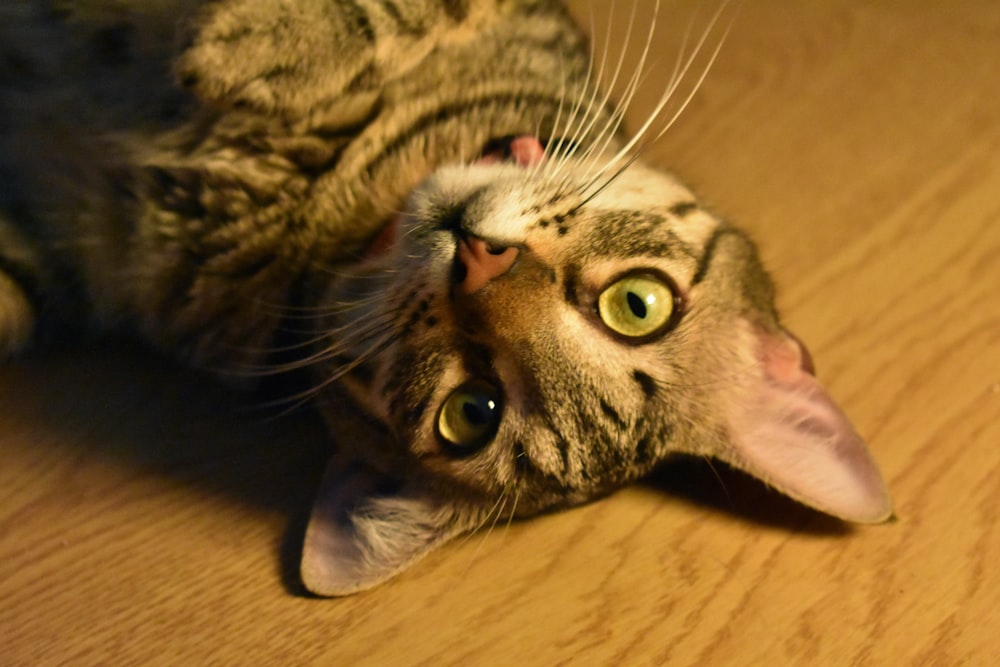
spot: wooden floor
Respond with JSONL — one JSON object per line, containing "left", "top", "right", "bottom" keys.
{"left": 3, "top": 1, "right": 998, "bottom": 664}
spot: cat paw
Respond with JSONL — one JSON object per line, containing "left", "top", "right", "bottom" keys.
{"left": 0, "top": 271, "right": 35, "bottom": 358}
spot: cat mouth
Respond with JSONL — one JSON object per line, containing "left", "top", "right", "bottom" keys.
{"left": 478, "top": 135, "right": 545, "bottom": 166}
{"left": 362, "top": 135, "right": 546, "bottom": 260}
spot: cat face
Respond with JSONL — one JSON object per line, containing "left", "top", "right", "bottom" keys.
{"left": 302, "top": 138, "right": 892, "bottom": 595}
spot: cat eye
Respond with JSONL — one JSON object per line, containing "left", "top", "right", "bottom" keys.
{"left": 436, "top": 381, "right": 503, "bottom": 455}
{"left": 597, "top": 272, "right": 679, "bottom": 340}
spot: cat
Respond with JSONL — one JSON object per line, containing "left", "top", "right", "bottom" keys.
{"left": 0, "top": 0, "right": 892, "bottom": 596}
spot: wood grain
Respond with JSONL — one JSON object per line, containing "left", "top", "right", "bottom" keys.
{"left": 2, "top": 1, "right": 998, "bottom": 664}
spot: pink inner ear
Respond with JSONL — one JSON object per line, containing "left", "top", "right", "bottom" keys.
{"left": 723, "top": 328, "right": 892, "bottom": 523}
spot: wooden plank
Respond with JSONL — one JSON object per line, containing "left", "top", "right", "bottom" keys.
{"left": 1, "top": 1, "right": 997, "bottom": 664}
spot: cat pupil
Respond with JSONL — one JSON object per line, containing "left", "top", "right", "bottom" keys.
{"left": 627, "top": 292, "right": 648, "bottom": 319}
{"left": 463, "top": 400, "right": 488, "bottom": 426}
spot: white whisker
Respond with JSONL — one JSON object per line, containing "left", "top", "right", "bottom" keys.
{"left": 576, "top": 0, "right": 661, "bottom": 188}
{"left": 586, "top": 0, "right": 735, "bottom": 194}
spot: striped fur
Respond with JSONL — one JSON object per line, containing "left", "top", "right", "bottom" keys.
{"left": 0, "top": 1, "right": 891, "bottom": 595}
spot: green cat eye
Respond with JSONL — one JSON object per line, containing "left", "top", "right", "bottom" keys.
{"left": 598, "top": 272, "right": 677, "bottom": 339}
{"left": 436, "top": 381, "right": 503, "bottom": 454}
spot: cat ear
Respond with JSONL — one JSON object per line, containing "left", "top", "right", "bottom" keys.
{"left": 300, "top": 455, "right": 466, "bottom": 596}
{"left": 718, "top": 326, "right": 893, "bottom": 523}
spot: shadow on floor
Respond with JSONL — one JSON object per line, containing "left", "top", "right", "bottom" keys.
{"left": 0, "top": 341, "right": 849, "bottom": 599}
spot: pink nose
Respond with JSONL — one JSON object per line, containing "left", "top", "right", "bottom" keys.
{"left": 455, "top": 237, "right": 519, "bottom": 294}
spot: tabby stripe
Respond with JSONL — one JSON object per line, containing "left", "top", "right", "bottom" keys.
{"left": 562, "top": 264, "right": 580, "bottom": 305}
{"left": 669, "top": 201, "right": 698, "bottom": 218}
{"left": 632, "top": 369, "right": 657, "bottom": 399}
{"left": 542, "top": 418, "right": 572, "bottom": 476}
{"left": 373, "top": 0, "right": 424, "bottom": 35}
{"left": 635, "top": 435, "right": 662, "bottom": 466}
{"left": 340, "top": 0, "right": 377, "bottom": 43}
{"left": 691, "top": 227, "right": 733, "bottom": 286}
{"left": 513, "top": 440, "right": 539, "bottom": 476}
{"left": 599, "top": 398, "right": 627, "bottom": 429}
{"left": 403, "top": 396, "right": 431, "bottom": 430}
{"left": 441, "top": 0, "right": 469, "bottom": 22}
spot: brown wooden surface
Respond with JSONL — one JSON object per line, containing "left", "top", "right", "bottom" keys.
{"left": 2, "top": 1, "right": 999, "bottom": 664}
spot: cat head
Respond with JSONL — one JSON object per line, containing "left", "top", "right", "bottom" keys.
{"left": 301, "top": 136, "right": 891, "bottom": 595}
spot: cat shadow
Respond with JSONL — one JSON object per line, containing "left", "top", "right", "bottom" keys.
{"left": 1, "top": 342, "right": 847, "bottom": 600}
{"left": 0, "top": 341, "right": 330, "bottom": 595}
{"left": 640, "top": 455, "right": 851, "bottom": 536}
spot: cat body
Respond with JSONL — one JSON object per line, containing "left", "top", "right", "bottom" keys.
{"left": 0, "top": 0, "right": 891, "bottom": 595}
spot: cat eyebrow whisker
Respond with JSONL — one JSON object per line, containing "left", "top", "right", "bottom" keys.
{"left": 633, "top": 12, "right": 735, "bottom": 158}
{"left": 588, "top": 0, "right": 736, "bottom": 191}
{"left": 545, "top": 70, "right": 602, "bottom": 182}
{"left": 549, "top": 0, "right": 642, "bottom": 186}
{"left": 575, "top": 0, "right": 659, "bottom": 189}
{"left": 537, "top": 46, "right": 577, "bottom": 181}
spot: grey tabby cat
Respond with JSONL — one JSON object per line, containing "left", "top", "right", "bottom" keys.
{"left": 0, "top": 0, "right": 891, "bottom": 595}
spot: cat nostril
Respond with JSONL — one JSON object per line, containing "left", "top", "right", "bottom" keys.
{"left": 454, "top": 236, "right": 519, "bottom": 294}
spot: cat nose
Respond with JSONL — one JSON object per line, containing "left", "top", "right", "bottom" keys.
{"left": 453, "top": 236, "right": 519, "bottom": 294}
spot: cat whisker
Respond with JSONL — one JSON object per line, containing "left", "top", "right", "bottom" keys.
{"left": 232, "top": 311, "right": 397, "bottom": 381}
{"left": 537, "top": 48, "right": 574, "bottom": 177}
{"left": 701, "top": 456, "right": 734, "bottom": 505}
{"left": 574, "top": 0, "right": 660, "bottom": 187}
{"left": 570, "top": 1, "right": 731, "bottom": 203}
{"left": 537, "top": 1, "right": 608, "bottom": 183}
{"left": 633, "top": 11, "right": 735, "bottom": 154}
{"left": 457, "top": 492, "right": 508, "bottom": 549}
{"left": 502, "top": 485, "right": 521, "bottom": 537}
{"left": 547, "top": 0, "right": 639, "bottom": 184}
{"left": 251, "top": 289, "right": 390, "bottom": 322}
{"left": 576, "top": 153, "right": 642, "bottom": 211}
{"left": 544, "top": 68, "right": 600, "bottom": 183}
{"left": 453, "top": 491, "right": 511, "bottom": 583}
{"left": 587, "top": 0, "right": 736, "bottom": 193}
{"left": 254, "top": 328, "right": 399, "bottom": 415}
